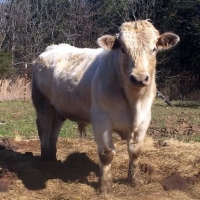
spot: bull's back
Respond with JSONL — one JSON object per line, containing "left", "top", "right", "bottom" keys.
{"left": 32, "top": 44, "right": 103, "bottom": 122}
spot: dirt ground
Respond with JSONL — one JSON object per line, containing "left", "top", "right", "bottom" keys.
{"left": 0, "top": 136, "right": 200, "bottom": 200}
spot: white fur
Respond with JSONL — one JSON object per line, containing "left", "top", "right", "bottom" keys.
{"left": 32, "top": 20, "right": 179, "bottom": 192}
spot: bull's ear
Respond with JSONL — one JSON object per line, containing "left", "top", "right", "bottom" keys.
{"left": 157, "top": 32, "right": 180, "bottom": 51}
{"left": 97, "top": 35, "right": 120, "bottom": 50}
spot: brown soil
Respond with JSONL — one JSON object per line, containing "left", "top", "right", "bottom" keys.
{"left": 0, "top": 137, "right": 200, "bottom": 200}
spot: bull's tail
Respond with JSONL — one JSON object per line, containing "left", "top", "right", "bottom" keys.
{"left": 31, "top": 60, "right": 52, "bottom": 111}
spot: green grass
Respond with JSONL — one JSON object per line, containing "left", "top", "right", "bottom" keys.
{"left": 0, "top": 101, "right": 93, "bottom": 139}
{"left": 0, "top": 101, "right": 37, "bottom": 138}
{"left": 150, "top": 99, "right": 200, "bottom": 142}
{"left": 0, "top": 99, "right": 200, "bottom": 141}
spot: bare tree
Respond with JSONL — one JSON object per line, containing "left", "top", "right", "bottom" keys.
{"left": 0, "top": 0, "right": 159, "bottom": 76}
{"left": 0, "top": 1, "right": 8, "bottom": 49}
{"left": 110, "top": 0, "right": 157, "bottom": 21}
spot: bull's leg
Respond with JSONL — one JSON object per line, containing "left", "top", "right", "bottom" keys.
{"left": 37, "top": 111, "right": 64, "bottom": 161}
{"left": 127, "top": 114, "right": 151, "bottom": 186}
{"left": 32, "top": 83, "right": 57, "bottom": 161}
{"left": 36, "top": 108, "right": 55, "bottom": 161}
{"left": 91, "top": 111, "right": 115, "bottom": 193}
{"left": 49, "top": 115, "right": 65, "bottom": 160}
{"left": 127, "top": 134, "right": 143, "bottom": 186}
{"left": 78, "top": 122, "right": 87, "bottom": 138}
{"left": 98, "top": 147, "right": 115, "bottom": 193}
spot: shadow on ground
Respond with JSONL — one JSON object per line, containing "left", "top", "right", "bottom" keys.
{"left": 0, "top": 139, "right": 100, "bottom": 191}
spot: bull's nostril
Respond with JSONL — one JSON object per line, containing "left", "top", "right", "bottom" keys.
{"left": 144, "top": 75, "right": 149, "bottom": 82}
{"left": 129, "top": 75, "right": 137, "bottom": 84}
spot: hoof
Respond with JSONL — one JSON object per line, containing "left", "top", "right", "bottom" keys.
{"left": 99, "top": 183, "right": 112, "bottom": 193}
{"left": 99, "top": 178, "right": 113, "bottom": 193}
{"left": 128, "top": 176, "right": 143, "bottom": 187}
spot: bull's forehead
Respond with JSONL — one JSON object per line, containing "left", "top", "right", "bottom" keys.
{"left": 119, "top": 20, "right": 159, "bottom": 54}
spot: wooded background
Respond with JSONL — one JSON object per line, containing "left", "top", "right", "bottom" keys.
{"left": 0, "top": 0, "right": 200, "bottom": 100}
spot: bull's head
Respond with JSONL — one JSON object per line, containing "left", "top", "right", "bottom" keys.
{"left": 97, "top": 20, "right": 180, "bottom": 88}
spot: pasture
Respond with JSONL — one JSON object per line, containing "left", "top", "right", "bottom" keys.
{"left": 0, "top": 100, "right": 200, "bottom": 199}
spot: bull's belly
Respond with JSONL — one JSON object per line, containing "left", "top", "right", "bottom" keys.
{"left": 51, "top": 98, "right": 91, "bottom": 123}
{"left": 50, "top": 86, "right": 91, "bottom": 123}
{"left": 64, "top": 111, "right": 90, "bottom": 123}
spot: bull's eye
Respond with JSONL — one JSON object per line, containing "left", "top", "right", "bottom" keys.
{"left": 121, "top": 48, "right": 125, "bottom": 53}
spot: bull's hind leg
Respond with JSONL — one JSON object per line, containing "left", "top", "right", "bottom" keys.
{"left": 37, "top": 111, "right": 64, "bottom": 161}
{"left": 49, "top": 114, "right": 65, "bottom": 160}
{"left": 36, "top": 106, "right": 64, "bottom": 161}
{"left": 32, "top": 84, "right": 64, "bottom": 161}
{"left": 36, "top": 108, "right": 55, "bottom": 161}
{"left": 78, "top": 122, "right": 87, "bottom": 138}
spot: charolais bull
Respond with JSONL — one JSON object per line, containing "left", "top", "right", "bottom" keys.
{"left": 32, "top": 20, "right": 179, "bottom": 192}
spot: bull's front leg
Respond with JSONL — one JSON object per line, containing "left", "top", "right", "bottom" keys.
{"left": 99, "top": 146, "right": 115, "bottom": 193}
{"left": 127, "top": 113, "right": 151, "bottom": 187}
{"left": 91, "top": 111, "right": 115, "bottom": 193}
{"left": 127, "top": 133, "right": 143, "bottom": 187}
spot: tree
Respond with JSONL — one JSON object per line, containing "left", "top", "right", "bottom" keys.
{"left": 0, "top": 0, "right": 199, "bottom": 100}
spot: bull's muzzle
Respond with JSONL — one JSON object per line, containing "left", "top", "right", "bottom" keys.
{"left": 129, "top": 73, "right": 150, "bottom": 86}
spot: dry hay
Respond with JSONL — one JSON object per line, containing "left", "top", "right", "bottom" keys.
{"left": 0, "top": 78, "right": 31, "bottom": 102}
{"left": 0, "top": 136, "right": 199, "bottom": 200}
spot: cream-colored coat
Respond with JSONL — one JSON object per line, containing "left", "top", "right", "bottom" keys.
{"left": 32, "top": 20, "right": 180, "bottom": 192}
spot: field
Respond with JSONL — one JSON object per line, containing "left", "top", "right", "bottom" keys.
{"left": 0, "top": 100, "right": 200, "bottom": 200}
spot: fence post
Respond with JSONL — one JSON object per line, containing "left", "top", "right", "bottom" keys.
{"left": 23, "top": 63, "right": 27, "bottom": 102}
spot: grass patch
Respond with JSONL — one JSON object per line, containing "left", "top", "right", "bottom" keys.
{"left": 149, "top": 99, "right": 200, "bottom": 142}
{"left": 0, "top": 101, "right": 93, "bottom": 139}
{"left": 172, "top": 100, "right": 200, "bottom": 108}
{"left": 0, "top": 99, "right": 200, "bottom": 142}
{"left": 0, "top": 101, "right": 37, "bottom": 139}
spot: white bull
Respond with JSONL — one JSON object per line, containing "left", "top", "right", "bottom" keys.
{"left": 32, "top": 20, "right": 180, "bottom": 192}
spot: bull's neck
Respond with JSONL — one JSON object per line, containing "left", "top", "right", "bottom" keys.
{"left": 123, "top": 78, "right": 156, "bottom": 131}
